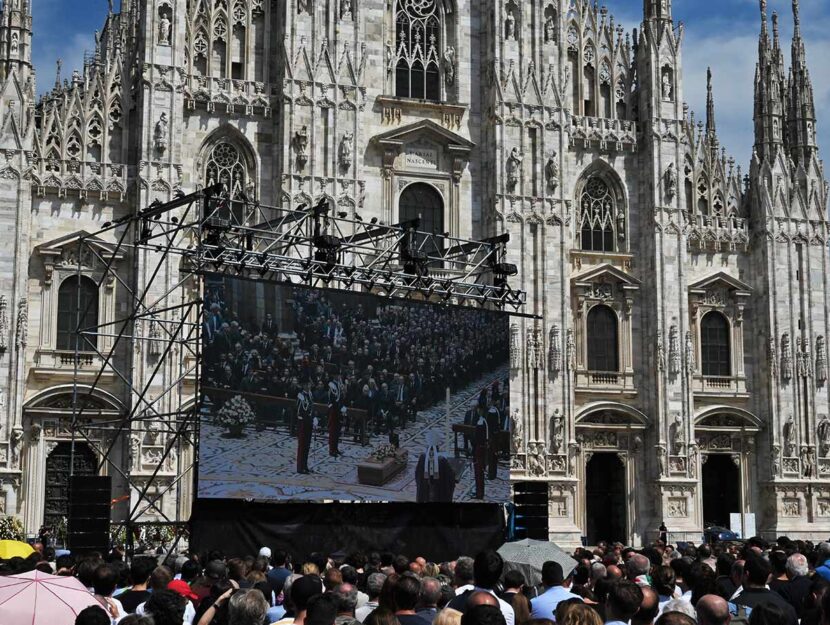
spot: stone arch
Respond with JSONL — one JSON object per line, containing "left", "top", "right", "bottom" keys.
{"left": 24, "top": 384, "right": 124, "bottom": 414}
{"left": 575, "top": 401, "right": 649, "bottom": 427}
{"left": 694, "top": 405, "right": 762, "bottom": 430}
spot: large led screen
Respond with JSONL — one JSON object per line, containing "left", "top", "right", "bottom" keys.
{"left": 197, "top": 274, "right": 511, "bottom": 503}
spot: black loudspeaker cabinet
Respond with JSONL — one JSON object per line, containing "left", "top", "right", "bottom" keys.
{"left": 513, "top": 481, "right": 549, "bottom": 540}
{"left": 68, "top": 476, "right": 111, "bottom": 553}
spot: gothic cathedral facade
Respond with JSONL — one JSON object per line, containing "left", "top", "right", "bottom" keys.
{"left": 0, "top": 0, "right": 826, "bottom": 546}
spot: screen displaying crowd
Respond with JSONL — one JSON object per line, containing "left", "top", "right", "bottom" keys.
{"left": 197, "top": 275, "right": 511, "bottom": 503}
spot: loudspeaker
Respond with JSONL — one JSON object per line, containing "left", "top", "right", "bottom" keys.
{"left": 512, "top": 481, "right": 549, "bottom": 540}
{"left": 68, "top": 476, "right": 111, "bottom": 553}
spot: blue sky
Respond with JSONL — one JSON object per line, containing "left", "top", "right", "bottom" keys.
{"left": 31, "top": 0, "right": 830, "bottom": 168}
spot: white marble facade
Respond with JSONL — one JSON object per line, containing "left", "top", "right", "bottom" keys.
{"left": 0, "top": 0, "right": 826, "bottom": 546}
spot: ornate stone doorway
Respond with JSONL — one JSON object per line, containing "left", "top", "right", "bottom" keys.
{"left": 702, "top": 454, "right": 740, "bottom": 527}
{"left": 43, "top": 442, "right": 97, "bottom": 530}
{"left": 585, "top": 452, "right": 627, "bottom": 544}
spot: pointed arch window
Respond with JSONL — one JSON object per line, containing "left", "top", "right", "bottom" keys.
{"left": 701, "top": 311, "right": 730, "bottom": 377}
{"left": 57, "top": 276, "right": 99, "bottom": 352}
{"left": 587, "top": 305, "right": 619, "bottom": 372}
{"left": 394, "top": 0, "right": 443, "bottom": 101}
{"left": 205, "top": 140, "right": 250, "bottom": 200}
{"left": 579, "top": 175, "right": 618, "bottom": 252}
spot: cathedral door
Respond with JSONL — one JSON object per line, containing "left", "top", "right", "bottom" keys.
{"left": 585, "top": 453, "right": 626, "bottom": 545}
{"left": 44, "top": 442, "right": 97, "bottom": 530}
{"left": 701, "top": 454, "right": 740, "bottom": 528}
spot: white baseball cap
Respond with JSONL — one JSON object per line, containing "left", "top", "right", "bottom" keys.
{"left": 259, "top": 547, "right": 272, "bottom": 558}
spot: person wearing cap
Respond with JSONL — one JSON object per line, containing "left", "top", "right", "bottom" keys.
{"left": 415, "top": 431, "right": 456, "bottom": 502}
{"left": 296, "top": 388, "right": 313, "bottom": 474}
{"left": 530, "top": 561, "right": 582, "bottom": 620}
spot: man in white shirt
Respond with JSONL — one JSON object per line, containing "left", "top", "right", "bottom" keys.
{"left": 446, "top": 551, "right": 515, "bottom": 625}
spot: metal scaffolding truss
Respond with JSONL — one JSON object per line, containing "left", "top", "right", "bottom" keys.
{"left": 67, "top": 187, "right": 526, "bottom": 543}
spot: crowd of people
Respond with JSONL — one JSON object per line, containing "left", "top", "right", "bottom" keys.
{"left": 201, "top": 282, "right": 509, "bottom": 472}
{"left": 5, "top": 534, "right": 830, "bottom": 625}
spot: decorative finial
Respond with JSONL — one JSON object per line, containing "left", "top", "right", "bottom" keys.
{"left": 792, "top": 0, "right": 801, "bottom": 29}
{"left": 54, "top": 59, "right": 62, "bottom": 90}
{"left": 772, "top": 11, "right": 780, "bottom": 44}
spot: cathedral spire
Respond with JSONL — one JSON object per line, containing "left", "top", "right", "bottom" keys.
{"left": 754, "top": 0, "right": 786, "bottom": 161}
{"left": 644, "top": 0, "right": 672, "bottom": 22}
{"left": 706, "top": 67, "right": 716, "bottom": 138}
{"left": 0, "top": 0, "right": 33, "bottom": 83}
{"left": 787, "top": 0, "right": 819, "bottom": 164}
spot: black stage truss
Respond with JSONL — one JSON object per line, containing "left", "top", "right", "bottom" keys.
{"left": 65, "top": 187, "right": 526, "bottom": 553}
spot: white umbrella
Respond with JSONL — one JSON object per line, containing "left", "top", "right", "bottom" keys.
{"left": 498, "top": 538, "right": 578, "bottom": 587}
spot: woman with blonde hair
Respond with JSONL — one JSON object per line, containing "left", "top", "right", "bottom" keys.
{"left": 433, "top": 608, "right": 462, "bottom": 625}
{"left": 559, "top": 603, "right": 602, "bottom": 625}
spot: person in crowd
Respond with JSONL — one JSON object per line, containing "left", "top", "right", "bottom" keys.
{"left": 499, "top": 570, "right": 525, "bottom": 604}
{"left": 145, "top": 588, "right": 188, "bottom": 625}
{"left": 116, "top": 557, "right": 156, "bottom": 614}
{"left": 462, "top": 603, "right": 507, "bottom": 625}
{"left": 307, "top": 593, "right": 341, "bottom": 625}
{"left": 696, "top": 595, "right": 732, "bottom": 625}
{"left": 530, "top": 561, "right": 582, "bottom": 620}
{"left": 447, "top": 551, "right": 515, "bottom": 625}
{"left": 76, "top": 605, "right": 111, "bottom": 625}
{"left": 654, "top": 613, "right": 696, "bottom": 625}
{"left": 267, "top": 550, "right": 293, "bottom": 598}
{"left": 604, "top": 580, "right": 644, "bottom": 625}
{"left": 733, "top": 555, "right": 797, "bottom": 625}
{"left": 365, "top": 608, "right": 402, "bottom": 625}
{"left": 632, "top": 587, "right": 659, "bottom": 625}
{"left": 815, "top": 543, "right": 830, "bottom": 582}
{"left": 559, "top": 603, "right": 602, "bottom": 625}
{"left": 417, "top": 577, "right": 442, "bottom": 622}
{"left": 775, "top": 553, "right": 811, "bottom": 618}
{"left": 356, "top": 573, "right": 387, "bottom": 622}
{"left": 92, "top": 563, "right": 126, "bottom": 623}
{"left": 627, "top": 555, "right": 652, "bottom": 587}
{"left": 392, "top": 574, "right": 431, "bottom": 625}
{"left": 454, "top": 557, "right": 475, "bottom": 596}
{"left": 228, "top": 588, "right": 271, "bottom": 625}
{"left": 435, "top": 608, "right": 464, "bottom": 625}
{"left": 800, "top": 577, "right": 828, "bottom": 625}
{"left": 747, "top": 603, "right": 787, "bottom": 625}
{"left": 414, "top": 432, "right": 456, "bottom": 502}
{"left": 714, "top": 554, "right": 737, "bottom": 601}
{"left": 333, "top": 583, "right": 361, "bottom": 625}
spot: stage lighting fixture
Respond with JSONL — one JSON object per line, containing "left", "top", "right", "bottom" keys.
{"left": 370, "top": 217, "right": 378, "bottom": 224}
{"left": 337, "top": 212, "right": 348, "bottom": 218}
{"left": 102, "top": 221, "right": 112, "bottom": 228}
{"left": 492, "top": 263, "right": 518, "bottom": 277}
{"left": 153, "top": 214, "right": 161, "bottom": 221}
{"left": 174, "top": 189, "right": 186, "bottom": 199}
{"left": 236, "top": 250, "right": 245, "bottom": 261}
{"left": 236, "top": 263, "right": 246, "bottom": 275}
{"left": 171, "top": 216, "right": 179, "bottom": 224}
{"left": 354, "top": 214, "right": 363, "bottom": 221}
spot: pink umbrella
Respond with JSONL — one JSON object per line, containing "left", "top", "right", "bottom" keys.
{"left": 0, "top": 569, "right": 104, "bottom": 625}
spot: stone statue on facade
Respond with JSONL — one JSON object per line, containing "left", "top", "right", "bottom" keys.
{"left": 545, "top": 153, "right": 559, "bottom": 193}
{"left": 664, "top": 162, "right": 678, "bottom": 201}
{"left": 550, "top": 409, "right": 564, "bottom": 454}
{"left": 670, "top": 414, "right": 684, "bottom": 456}
{"left": 817, "top": 336, "right": 827, "bottom": 383}
{"left": 781, "top": 333, "right": 793, "bottom": 381}
{"left": 294, "top": 126, "right": 309, "bottom": 169}
{"left": 511, "top": 409, "right": 523, "bottom": 455}
{"left": 819, "top": 417, "right": 830, "bottom": 458}
{"left": 339, "top": 132, "right": 354, "bottom": 172}
{"left": 528, "top": 442, "right": 546, "bottom": 477}
{"left": 685, "top": 331, "right": 694, "bottom": 374}
{"left": 154, "top": 112, "right": 169, "bottom": 152}
{"left": 669, "top": 325, "right": 680, "bottom": 376}
{"left": 158, "top": 11, "right": 172, "bottom": 46}
{"left": 506, "top": 147, "right": 522, "bottom": 191}
{"left": 443, "top": 47, "right": 455, "bottom": 88}
{"left": 662, "top": 71, "right": 673, "bottom": 101}
{"left": 783, "top": 415, "right": 796, "bottom": 457}
{"left": 656, "top": 444, "right": 667, "bottom": 477}
{"left": 549, "top": 324, "right": 561, "bottom": 373}
{"left": 341, "top": 0, "right": 353, "bottom": 21}
{"left": 544, "top": 15, "right": 556, "bottom": 43}
{"left": 505, "top": 9, "right": 516, "bottom": 41}
{"left": 298, "top": 0, "right": 310, "bottom": 14}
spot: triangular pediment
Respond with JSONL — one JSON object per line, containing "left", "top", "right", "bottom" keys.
{"left": 35, "top": 230, "right": 125, "bottom": 261}
{"left": 373, "top": 119, "right": 475, "bottom": 152}
{"left": 572, "top": 263, "right": 641, "bottom": 289}
{"left": 688, "top": 271, "right": 751, "bottom": 295}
